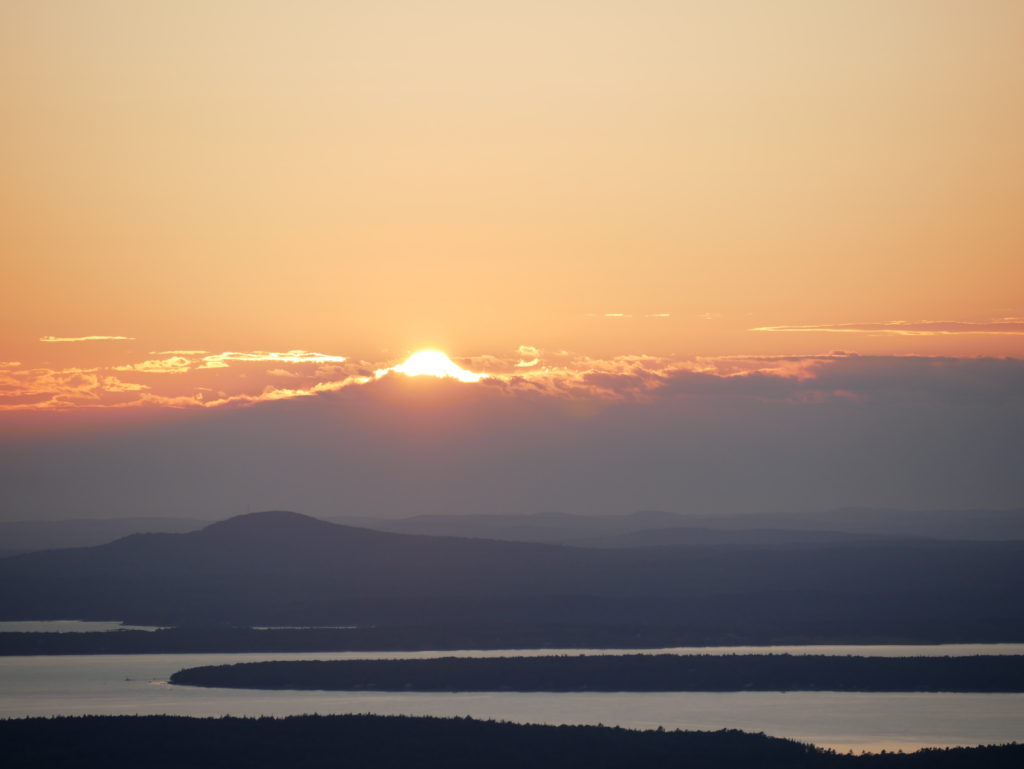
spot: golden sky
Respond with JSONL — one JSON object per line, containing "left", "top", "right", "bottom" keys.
{"left": 2, "top": 1, "right": 1023, "bottom": 417}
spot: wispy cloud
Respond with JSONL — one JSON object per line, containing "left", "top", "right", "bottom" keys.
{"left": 752, "top": 319, "right": 1024, "bottom": 336}
{"left": 515, "top": 345, "right": 540, "bottom": 368}
{"left": 114, "top": 357, "right": 193, "bottom": 374}
{"left": 198, "top": 350, "right": 348, "bottom": 369}
{"left": 40, "top": 335, "right": 135, "bottom": 343}
{"left": 0, "top": 366, "right": 150, "bottom": 410}
{"left": 586, "top": 313, "right": 670, "bottom": 319}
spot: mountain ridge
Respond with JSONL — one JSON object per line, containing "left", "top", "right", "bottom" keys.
{"left": 1, "top": 511, "right": 1022, "bottom": 634}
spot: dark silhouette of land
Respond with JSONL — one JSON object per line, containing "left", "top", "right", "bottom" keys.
{"left": 1, "top": 715, "right": 1021, "bottom": 768}
{"left": 4, "top": 507, "right": 1022, "bottom": 556}
{"left": 1, "top": 511, "right": 1022, "bottom": 639}
{"left": 6, "top": 621, "right": 1024, "bottom": 656}
{"left": 0, "top": 516, "right": 208, "bottom": 556}
{"left": 169, "top": 654, "right": 1024, "bottom": 692}
{"left": 334, "top": 507, "right": 1024, "bottom": 545}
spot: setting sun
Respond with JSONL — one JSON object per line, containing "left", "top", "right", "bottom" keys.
{"left": 390, "top": 350, "right": 487, "bottom": 383}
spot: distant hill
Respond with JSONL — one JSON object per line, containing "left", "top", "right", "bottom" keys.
{"left": 333, "top": 507, "right": 1024, "bottom": 546}
{"left": 0, "top": 517, "right": 210, "bottom": 555}
{"left": 1, "top": 511, "right": 1022, "bottom": 636}
{"left": 698, "top": 507, "right": 1024, "bottom": 540}
{"left": 6, "top": 507, "right": 1019, "bottom": 558}
{"left": 570, "top": 526, "right": 892, "bottom": 548}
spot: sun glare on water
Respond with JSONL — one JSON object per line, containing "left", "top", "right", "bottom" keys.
{"left": 390, "top": 350, "right": 487, "bottom": 383}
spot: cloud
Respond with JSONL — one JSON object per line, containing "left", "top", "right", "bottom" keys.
{"left": 0, "top": 367, "right": 150, "bottom": 410}
{"left": 752, "top": 319, "right": 1024, "bottom": 336}
{"left": 587, "top": 313, "right": 670, "bottom": 320}
{"left": 515, "top": 346, "right": 540, "bottom": 368}
{"left": 198, "top": 350, "right": 348, "bottom": 369}
{"left": 114, "top": 357, "right": 193, "bottom": 374}
{"left": 3, "top": 344, "right": 1024, "bottom": 416}
{"left": 39, "top": 335, "right": 135, "bottom": 343}
{"left": 149, "top": 350, "right": 209, "bottom": 355}
{"left": 0, "top": 348, "right": 358, "bottom": 411}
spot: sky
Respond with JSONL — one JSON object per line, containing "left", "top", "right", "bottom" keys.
{"left": 1, "top": 2, "right": 1022, "bottom": 519}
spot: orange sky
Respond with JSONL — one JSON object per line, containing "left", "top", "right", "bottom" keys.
{"left": 2, "top": 2, "right": 1023, "bottom": 417}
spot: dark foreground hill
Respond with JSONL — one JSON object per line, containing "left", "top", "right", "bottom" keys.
{"left": 2, "top": 715, "right": 1021, "bottom": 769}
{"left": 1, "top": 511, "right": 1022, "bottom": 636}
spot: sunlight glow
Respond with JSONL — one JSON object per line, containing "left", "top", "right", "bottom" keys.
{"left": 390, "top": 350, "right": 487, "bottom": 383}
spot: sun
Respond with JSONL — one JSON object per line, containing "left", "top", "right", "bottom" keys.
{"left": 390, "top": 350, "right": 487, "bottom": 383}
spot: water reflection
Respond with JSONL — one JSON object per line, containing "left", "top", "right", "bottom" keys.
{"left": 1, "top": 651, "right": 1022, "bottom": 752}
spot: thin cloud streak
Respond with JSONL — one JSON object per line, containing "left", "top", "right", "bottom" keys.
{"left": 39, "top": 335, "right": 135, "bottom": 343}
{"left": 753, "top": 319, "right": 1024, "bottom": 336}
{"left": 198, "top": 350, "right": 348, "bottom": 369}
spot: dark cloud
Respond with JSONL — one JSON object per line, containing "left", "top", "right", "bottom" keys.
{"left": 654, "top": 356, "right": 1024, "bottom": 407}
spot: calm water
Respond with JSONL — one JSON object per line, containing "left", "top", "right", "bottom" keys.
{"left": 2, "top": 650, "right": 1023, "bottom": 753}
{"left": 0, "top": 620, "right": 161, "bottom": 633}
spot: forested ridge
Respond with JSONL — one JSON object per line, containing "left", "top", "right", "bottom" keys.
{"left": 1, "top": 715, "right": 1021, "bottom": 769}
{"left": 169, "top": 653, "right": 1024, "bottom": 692}
{"left": 6, "top": 622, "right": 1024, "bottom": 656}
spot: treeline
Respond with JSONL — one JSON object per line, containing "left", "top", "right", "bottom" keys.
{"left": 4, "top": 620, "right": 1024, "bottom": 656}
{"left": 2, "top": 715, "right": 1022, "bottom": 769}
{"left": 169, "top": 653, "right": 1024, "bottom": 692}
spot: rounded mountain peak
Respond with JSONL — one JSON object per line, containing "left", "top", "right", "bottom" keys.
{"left": 201, "top": 510, "right": 336, "bottom": 535}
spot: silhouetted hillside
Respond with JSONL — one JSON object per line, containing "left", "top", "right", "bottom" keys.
{"left": 2, "top": 715, "right": 1022, "bottom": 769}
{"left": 574, "top": 526, "right": 887, "bottom": 548}
{"left": 0, "top": 516, "right": 209, "bottom": 555}
{"left": 0, "top": 511, "right": 1022, "bottom": 633}
{"left": 333, "top": 507, "right": 1024, "bottom": 545}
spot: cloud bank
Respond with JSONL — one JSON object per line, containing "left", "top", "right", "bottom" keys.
{"left": 3, "top": 346, "right": 1024, "bottom": 414}
{"left": 1, "top": 349, "right": 1021, "bottom": 518}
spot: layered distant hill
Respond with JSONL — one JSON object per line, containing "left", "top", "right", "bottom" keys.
{"left": 1, "top": 511, "right": 1022, "bottom": 637}
{"left": 333, "top": 507, "right": 1024, "bottom": 546}
{"left": 0, "top": 517, "right": 209, "bottom": 557}
{"left": 4, "top": 507, "right": 1022, "bottom": 557}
